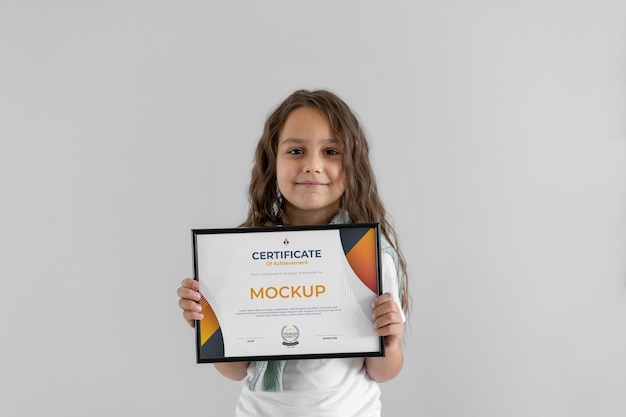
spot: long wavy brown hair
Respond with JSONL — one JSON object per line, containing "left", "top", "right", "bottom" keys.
{"left": 240, "top": 89, "right": 409, "bottom": 313}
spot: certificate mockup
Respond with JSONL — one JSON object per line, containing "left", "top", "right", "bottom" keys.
{"left": 192, "top": 223, "right": 383, "bottom": 363}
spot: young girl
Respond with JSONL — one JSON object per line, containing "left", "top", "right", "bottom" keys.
{"left": 177, "top": 89, "right": 409, "bottom": 417}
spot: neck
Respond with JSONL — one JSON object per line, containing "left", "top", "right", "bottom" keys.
{"left": 283, "top": 204, "right": 339, "bottom": 226}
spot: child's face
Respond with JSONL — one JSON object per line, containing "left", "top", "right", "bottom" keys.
{"left": 276, "top": 106, "right": 346, "bottom": 225}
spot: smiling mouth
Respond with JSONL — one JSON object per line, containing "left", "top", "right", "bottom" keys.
{"left": 297, "top": 181, "right": 327, "bottom": 186}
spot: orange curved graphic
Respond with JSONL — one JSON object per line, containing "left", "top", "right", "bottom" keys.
{"left": 199, "top": 295, "right": 220, "bottom": 346}
{"left": 345, "top": 228, "right": 377, "bottom": 293}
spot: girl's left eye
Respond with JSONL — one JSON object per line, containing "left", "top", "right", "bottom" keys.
{"left": 325, "top": 149, "right": 340, "bottom": 156}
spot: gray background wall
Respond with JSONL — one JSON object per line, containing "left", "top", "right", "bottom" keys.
{"left": 1, "top": 1, "right": 625, "bottom": 416}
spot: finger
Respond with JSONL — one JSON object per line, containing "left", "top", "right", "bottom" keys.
{"left": 373, "top": 311, "right": 403, "bottom": 330}
{"left": 179, "top": 298, "right": 203, "bottom": 312}
{"left": 371, "top": 292, "right": 394, "bottom": 308}
{"left": 183, "top": 310, "right": 203, "bottom": 328}
{"left": 374, "top": 321, "right": 404, "bottom": 338}
{"left": 372, "top": 300, "right": 400, "bottom": 321}
{"left": 373, "top": 302, "right": 403, "bottom": 328}
{"left": 177, "top": 286, "right": 202, "bottom": 301}
{"left": 181, "top": 278, "right": 200, "bottom": 290}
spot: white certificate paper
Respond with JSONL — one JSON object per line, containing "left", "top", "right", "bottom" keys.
{"left": 192, "top": 223, "right": 383, "bottom": 363}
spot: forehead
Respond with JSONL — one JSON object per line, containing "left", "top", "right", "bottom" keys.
{"left": 280, "top": 106, "right": 332, "bottom": 137}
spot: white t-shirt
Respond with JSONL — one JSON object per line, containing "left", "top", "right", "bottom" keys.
{"left": 234, "top": 253, "right": 405, "bottom": 417}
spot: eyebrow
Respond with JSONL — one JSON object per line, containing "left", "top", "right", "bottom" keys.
{"left": 279, "top": 138, "right": 340, "bottom": 145}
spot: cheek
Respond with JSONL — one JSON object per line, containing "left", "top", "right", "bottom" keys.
{"left": 275, "top": 158, "right": 285, "bottom": 177}
{"left": 332, "top": 163, "right": 345, "bottom": 184}
{"left": 337, "top": 176, "right": 347, "bottom": 194}
{"left": 338, "top": 165, "right": 348, "bottom": 193}
{"left": 275, "top": 161, "right": 291, "bottom": 189}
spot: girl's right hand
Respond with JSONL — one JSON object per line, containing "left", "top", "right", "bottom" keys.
{"left": 177, "top": 278, "right": 204, "bottom": 327}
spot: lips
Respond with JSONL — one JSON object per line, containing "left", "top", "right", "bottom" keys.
{"left": 296, "top": 180, "right": 327, "bottom": 186}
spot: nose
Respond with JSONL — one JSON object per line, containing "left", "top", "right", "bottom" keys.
{"left": 303, "top": 153, "right": 322, "bottom": 173}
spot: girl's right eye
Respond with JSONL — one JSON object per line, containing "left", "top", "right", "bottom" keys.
{"left": 288, "top": 149, "right": 303, "bottom": 155}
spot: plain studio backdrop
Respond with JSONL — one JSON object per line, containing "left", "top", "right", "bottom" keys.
{"left": 1, "top": 1, "right": 625, "bottom": 416}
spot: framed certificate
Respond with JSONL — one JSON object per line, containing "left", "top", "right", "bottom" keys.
{"left": 192, "top": 223, "right": 384, "bottom": 363}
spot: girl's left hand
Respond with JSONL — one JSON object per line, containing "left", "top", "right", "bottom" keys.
{"left": 371, "top": 292, "right": 404, "bottom": 349}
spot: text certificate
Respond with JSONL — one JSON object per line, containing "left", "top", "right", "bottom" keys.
{"left": 192, "top": 223, "right": 383, "bottom": 363}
